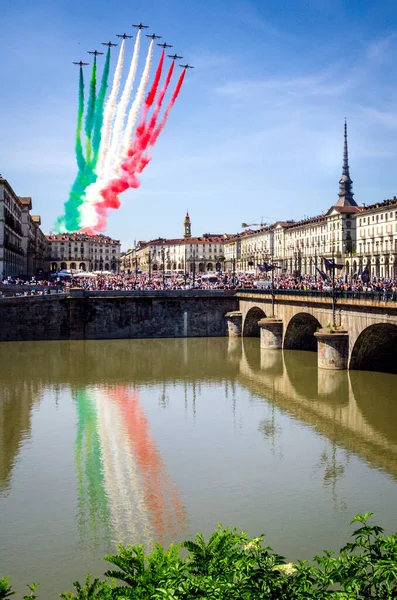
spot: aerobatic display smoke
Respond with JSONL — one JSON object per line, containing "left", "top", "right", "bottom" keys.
{"left": 92, "top": 48, "right": 111, "bottom": 161}
{"left": 55, "top": 27, "right": 190, "bottom": 235}
{"left": 104, "top": 30, "right": 142, "bottom": 183}
{"left": 95, "top": 66, "right": 185, "bottom": 233}
{"left": 85, "top": 57, "right": 97, "bottom": 165}
{"left": 79, "top": 40, "right": 126, "bottom": 231}
{"left": 76, "top": 67, "right": 85, "bottom": 171}
{"left": 96, "top": 40, "right": 126, "bottom": 180}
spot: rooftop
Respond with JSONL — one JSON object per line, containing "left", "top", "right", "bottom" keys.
{"left": 46, "top": 233, "right": 120, "bottom": 244}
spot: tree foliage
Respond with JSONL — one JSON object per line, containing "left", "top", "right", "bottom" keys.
{"left": 3, "top": 514, "right": 397, "bottom": 599}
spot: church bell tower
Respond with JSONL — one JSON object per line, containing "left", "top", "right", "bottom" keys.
{"left": 184, "top": 211, "right": 192, "bottom": 238}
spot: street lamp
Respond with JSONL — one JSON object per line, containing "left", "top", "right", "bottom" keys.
{"left": 161, "top": 245, "right": 165, "bottom": 289}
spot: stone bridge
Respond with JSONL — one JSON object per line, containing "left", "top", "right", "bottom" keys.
{"left": 233, "top": 291, "right": 397, "bottom": 374}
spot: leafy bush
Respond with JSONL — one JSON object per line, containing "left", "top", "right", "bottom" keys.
{"left": 3, "top": 513, "right": 397, "bottom": 599}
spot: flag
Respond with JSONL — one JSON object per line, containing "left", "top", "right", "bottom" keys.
{"left": 322, "top": 257, "right": 344, "bottom": 270}
{"left": 315, "top": 265, "right": 328, "bottom": 281}
{"left": 263, "top": 262, "right": 276, "bottom": 272}
{"left": 323, "top": 257, "right": 333, "bottom": 271}
{"left": 361, "top": 265, "right": 370, "bottom": 283}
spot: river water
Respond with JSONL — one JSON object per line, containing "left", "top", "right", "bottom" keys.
{"left": 1, "top": 338, "right": 397, "bottom": 597}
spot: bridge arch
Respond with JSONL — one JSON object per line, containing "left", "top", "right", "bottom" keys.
{"left": 243, "top": 306, "right": 266, "bottom": 337}
{"left": 350, "top": 323, "right": 397, "bottom": 374}
{"left": 283, "top": 312, "right": 321, "bottom": 352}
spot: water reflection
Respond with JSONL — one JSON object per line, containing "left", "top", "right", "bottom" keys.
{"left": 75, "top": 385, "right": 186, "bottom": 547}
{"left": 238, "top": 339, "right": 397, "bottom": 483}
{"left": 0, "top": 380, "right": 41, "bottom": 495}
{"left": 2, "top": 337, "right": 397, "bottom": 591}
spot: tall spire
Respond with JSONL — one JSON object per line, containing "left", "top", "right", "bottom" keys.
{"left": 336, "top": 119, "right": 357, "bottom": 207}
{"left": 343, "top": 119, "right": 349, "bottom": 176}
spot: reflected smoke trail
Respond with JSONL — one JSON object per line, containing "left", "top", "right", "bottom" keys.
{"left": 75, "top": 389, "right": 110, "bottom": 547}
{"left": 107, "top": 385, "right": 186, "bottom": 543}
{"left": 74, "top": 384, "right": 185, "bottom": 548}
{"left": 94, "top": 386, "right": 152, "bottom": 546}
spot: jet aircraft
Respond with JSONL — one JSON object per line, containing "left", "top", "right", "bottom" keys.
{"left": 87, "top": 50, "right": 104, "bottom": 56}
{"left": 157, "top": 42, "right": 172, "bottom": 48}
{"left": 73, "top": 61, "right": 89, "bottom": 66}
{"left": 102, "top": 41, "right": 118, "bottom": 47}
{"left": 179, "top": 63, "right": 194, "bottom": 69}
{"left": 132, "top": 23, "right": 149, "bottom": 29}
{"left": 117, "top": 33, "right": 133, "bottom": 39}
{"left": 168, "top": 53, "right": 183, "bottom": 60}
{"left": 146, "top": 33, "right": 162, "bottom": 39}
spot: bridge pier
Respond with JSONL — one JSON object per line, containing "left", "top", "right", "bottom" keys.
{"left": 258, "top": 318, "right": 283, "bottom": 349}
{"left": 314, "top": 329, "right": 349, "bottom": 370}
{"left": 225, "top": 311, "right": 243, "bottom": 337}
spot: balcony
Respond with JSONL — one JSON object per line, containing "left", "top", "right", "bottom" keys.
{"left": 4, "top": 239, "right": 25, "bottom": 256}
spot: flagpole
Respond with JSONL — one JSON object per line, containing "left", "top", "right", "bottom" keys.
{"left": 271, "top": 258, "right": 275, "bottom": 316}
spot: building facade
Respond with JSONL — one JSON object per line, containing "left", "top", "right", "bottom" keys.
{"left": 46, "top": 233, "right": 121, "bottom": 272}
{"left": 355, "top": 198, "right": 397, "bottom": 278}
{"left": 0, "top": 177, "right": 47, "bottom": 277}
{"left": 125, "top": 213, "right": 228, "bottom": 275}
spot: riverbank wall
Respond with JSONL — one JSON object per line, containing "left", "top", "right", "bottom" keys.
{"left": 0, "top": 290, "right": 239, "bottom": 341}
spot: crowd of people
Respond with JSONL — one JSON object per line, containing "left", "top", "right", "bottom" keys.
{"left": 2, "top": 271, "right": 397, "bottom": 296}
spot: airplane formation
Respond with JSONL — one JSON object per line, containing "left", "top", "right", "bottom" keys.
{"left": 73, "top": 22, "right": 194, "bottom": 69}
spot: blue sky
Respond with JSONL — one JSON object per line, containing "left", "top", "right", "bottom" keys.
{"left": 2, "top": 0, "right": 397, "bottom": 249}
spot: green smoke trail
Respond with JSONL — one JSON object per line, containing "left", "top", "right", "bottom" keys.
{"left": 76, "top": 67, "right": 86, "bottom": 171}
{"left": 85, "top": 57, "right": 97, "bottom": 165}
{"left": 55, "top": 55, "right": 106, "bottom": 232}
{"left": 92, "top": 48, "right": 111, "bottom": 165}
{"left": 75, "top": 388, "right": 110, "bottom": 547}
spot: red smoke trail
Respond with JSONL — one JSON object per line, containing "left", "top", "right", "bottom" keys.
{"left": 94, "top": 67, "right": 186, "bottom": 233}
{"left": 108, "top": 386, "right": 186, "bottom": 541}
{"left": 126, "top": 60, "right": 174, "bottom": 160}
{"left": 135, "top": 50, "right": 164, "bottom": 140}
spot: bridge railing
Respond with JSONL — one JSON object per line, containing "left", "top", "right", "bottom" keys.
{"left": 237, "top": 288, "right": 397, "bottom": 302}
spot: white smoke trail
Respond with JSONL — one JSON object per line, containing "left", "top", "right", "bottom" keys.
{"left": 121, "top": 40, "right": 154, "bottom": 161}
{"left": 103, "top": 30, "right": 142, "bottom": 182}
{"left": 79, "top": 41, "right": 126, "bottom": 229}
{"left": 80, "top": 39, "right": 154, "bottom": 231}
{"left": 96, "top": 39, "right": 126, "bottom": 179}
{"left": 96, "top": 388, "right": 153, "bottom": 546}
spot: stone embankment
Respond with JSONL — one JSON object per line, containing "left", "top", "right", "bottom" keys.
{"left": 0, "top": 290, "right": 238, "bottom": 342}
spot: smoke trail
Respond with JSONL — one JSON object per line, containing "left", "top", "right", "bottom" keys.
{"left": 120, "top": 39, "right": 154, "bottom": 162}
{"left": 134, "top": 50, "right": 164, "bottom": 141}
{"left": 95, "top": 40, "right": 126, "bottom": 179}
{"left": 85, "top": 38, "right": 153, "bottom": 232}
{"left": 149, "top": 68, "right": 186, "bottom": 146}
{"left": 85, "top": 57, "right": 97, "bottom": 165}
{"left": 92, "top": 67, "right": 185, "bottom": 233}
{"left": 128, "top": 60, "right": 174, "bottom": 160}
{"left": 76, "top": 67, "right": 85, "bottom": 171}
{"left": 103, "top": 30, "right": 142, "bottom": 182}
{"left": 78, "top": 41, "right": 126, "bottom": 231}
{"left": 92, "top": 48, "right": 111, "bottom": 163}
